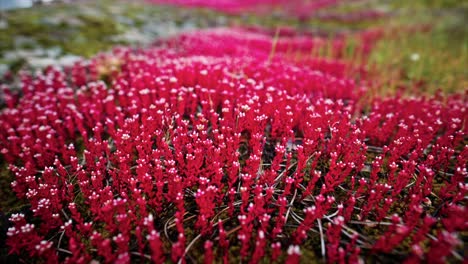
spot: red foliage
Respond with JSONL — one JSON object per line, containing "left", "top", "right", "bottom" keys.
{"left": 0, "top": 28, "right": 466, "bottom": 263}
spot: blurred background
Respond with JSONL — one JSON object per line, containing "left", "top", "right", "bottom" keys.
{"left": 0, "top": 0, "right": 466, "bottom": 93}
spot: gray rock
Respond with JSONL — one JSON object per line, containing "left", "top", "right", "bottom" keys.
{"left": 111, "top": 29, "right": 153, "bottom": 44}
{"left": 14, "top": 36, "right": 38, "bottom": 49}
{"left": 0, "top": 20, "right": 8, "bottom": 29}
{"left": 57, "top": 54, "right": 82, "bottom": 66}
{"left": 0, "top": 64, "right": 8, "bottom": 76}
{"left": 27, "top": 57, "right": 56, "bottom": 68}
{"left": 45, "top": 47, "right": 62, "bottom": 58}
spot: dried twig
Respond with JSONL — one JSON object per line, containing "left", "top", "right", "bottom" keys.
{"left": 317, "top": 218, "right": 326, "bottom": 261}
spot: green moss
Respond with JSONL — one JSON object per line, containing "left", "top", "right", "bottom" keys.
{"left": 389, "top": 0, "right": 468, "bottom": 9}
{"left": 369, "top": 28, "right": 467, "bottom": 94}
{"left": 367, "top": 4, "right": 467, "bottom": 94}
{"left": 0, "top": 0, "right": 140, "bottom": 59}
{"left": 0, "top": 164, "right": 25, "bottom": 214}
{"left": 8, "top": 58, "right": 27, "bottom": 73}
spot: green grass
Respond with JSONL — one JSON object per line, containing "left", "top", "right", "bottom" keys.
{"left": 0, "top": 1, "right": 124, "bottom": 58}
{"left": 369, "top": 26, "right": 467, "bottom": 94}
{"left": 366, "top": 2, "right": 468, "bottom": 94}
{"left": 304, "top": 0, "right": 467, "bottom": 95}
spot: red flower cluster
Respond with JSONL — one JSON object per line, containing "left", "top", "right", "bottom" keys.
{"left": 1, "top": 28, "right": 466, "bottom": 263}
{"left": 160, "top": 27, "right": 378, "bottom": 79}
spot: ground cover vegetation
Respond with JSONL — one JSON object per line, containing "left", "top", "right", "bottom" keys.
{"left": 0, "top": 0, "right": 466, "bottom": 263}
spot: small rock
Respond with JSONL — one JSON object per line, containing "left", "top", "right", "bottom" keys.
{"left": 0, "top": 64, "right": 8, "bottom": 76}
{"left": 14, "top": 36, "right": 38, "bottom": 49}
{"left": 27, "top": 57, "right": 56, "bottom": 68}
{"left": 57, "top": 55, "right": 82, "bottom": 66}
{"left": 0, "top": 20, "right": 8, "bottom": 29}
{"left": 45, "top": 47, "right": 62, "bottom": 58}
{"left": 111, "top": 29, "right": 152, "bottom": 44}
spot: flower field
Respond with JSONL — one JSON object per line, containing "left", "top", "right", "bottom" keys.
{"left": 0, "top": 0, "right": 466, "bottom": 263}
